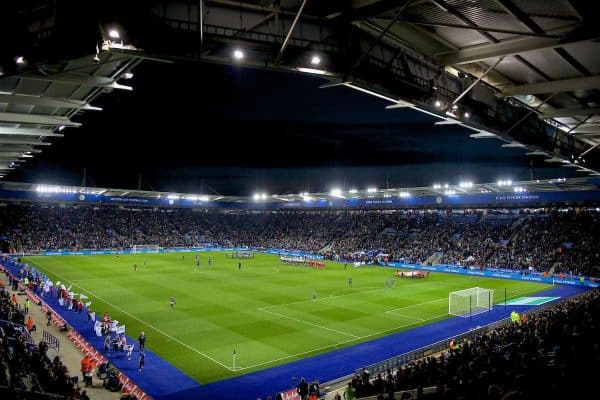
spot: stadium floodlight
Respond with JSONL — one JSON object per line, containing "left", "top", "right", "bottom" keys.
{"left": 261, "top": 193, "right": 267, "bottom": 200}
{"left": 167, "top": 194, "right": 179, "bottom": 200}
{"left": 36, "top": 185, "right": 79, "bottom": 194}
{"left": 432, "top": 184, "right": 441, "bottom": 189}
{"left": 459, "top": 181, "right": 473, "bottom": 188}
{"left": 514, "top": 186, "right": 527, "bottom": 193}
{"left": 330, "top": 188, "right": 343, "bottom": 198}
{"left": 311, "top": 55, "right": 321, "bottom": 65}
{"left": 497, "top": 179, "right": 513, "bottom": 186}
{"left": 463, "top": 111, "right": 470, "bottom": 118}
{"left": 233, "top": 49, "right": 244, "bottom": 60}
{"left": 399, "top": 191, "right": 410, "bottom": 198}
{"left": 15, "top": 56, "right": 25, "bottom": 65}
{"left": 367, "top": 187, "right": 377, "bottom": 193}
{"left": 123, "top": 72, "right": 134, "bottom": 79}
{"left": 253, "top": 193, "right": 260, "bottom": 201}
{"left": 434, "top": 100, "right": 441, "bottom": 108}
{"left": 443, "top": 183, "right": 449, "bottom": 189}
{"left": 444, "top": 189, "right": 457, "bottom": 195}
{"left": 348, "top": 189, "right": 358, "bottom": 194}
{"left": 108, "top": 29, "right": 120, "bottom": 39}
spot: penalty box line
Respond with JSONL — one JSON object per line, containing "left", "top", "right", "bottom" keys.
{"left": 40, "top": 267, "right": 236, "bottom": 372}
{"left": 261, "top": 280, "right": 450, "bottom": 311}
{"left": 235, "top": 311, "right": 449, "bottom": 371}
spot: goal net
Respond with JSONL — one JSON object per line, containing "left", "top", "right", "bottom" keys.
{"left": 449, "top": 287, "right": 493, "bottom": 317}
{"left": 131, "top": 244, "right": 160, "bottom": 254}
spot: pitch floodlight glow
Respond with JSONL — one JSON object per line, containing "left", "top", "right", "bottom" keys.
{"left": 15, "top": 56, "right": 25, "bottom": 65}
{"left": 444, "top": 189, "right": 457, "bottom": 195}
{"left": 108, "top": 29, "right": 120, "bottom": 39}
{"left": 123, "top": 72, "right": 134, "bottom": 79}
{"left": 167, "top": 194, "right": 179, "bottom": 200}
{"left": 349, "top": 189, "right": 358, "bottom": 194}
{"left": 311, "top": 55, "right": 321, "bottom": 65}
{"left": 434, "top": 100, "right": 441, "bottom": 108}
{"left": 459, "top": 181, "right": 473, "bottom": 188}
{"left": 463, "top": 111, "right": 470, "bottom": 118}
{"left": 233, "top": 49, "right": 244, "bottom": 60}
{"left": 399, "top": 191, "right": 410, "bottom": 198}
{"left": 367, "top": 187, "right": 377, "bottom": 193}
{"left": 514, "top": 186, "right": 527, "bottom": 193}
{"left": 433, "top": 184, "right": 441, "bottom": 189}
{"left": 253, "top": 193, "right": 260, "bottom": 201}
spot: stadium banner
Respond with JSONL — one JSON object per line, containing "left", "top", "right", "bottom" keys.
{"left": 279, "top": 388, "right": 301, "bottom": 400}
{"left": 24, "top": 246, "right": 325, "bottom": 259}
{"left": 2, "top": 188, "right": 600, "bottom": 209}
{"left": 384, "top": 262, "right": 599, "bottom": 288}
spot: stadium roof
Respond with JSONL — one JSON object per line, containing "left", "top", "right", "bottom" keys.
{"left": 350, "top": 0, "right": 600, "bottom": 152}
{"left": 2, "top": 0, "right": 600, "bottom": 180}
{"left": 2, "top": 176, "right": 598, "bottom": 204}
{"left": 0, "top": 49, "right": 142, "bottom": 178}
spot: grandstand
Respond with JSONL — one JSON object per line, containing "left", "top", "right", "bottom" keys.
{"left": 2, "top": 1, "right": 600, "bottom": 399}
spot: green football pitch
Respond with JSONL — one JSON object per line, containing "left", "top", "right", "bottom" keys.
{"left": 24, "top": 252, "right": 551, "bottom": 383}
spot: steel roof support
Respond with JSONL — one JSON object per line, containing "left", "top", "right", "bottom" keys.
{"left": 541, "top": 106, "right": 600, "bottom": 118}
{"left": 0, "top": 94, "right": 101, "bottom": 111}
{"left": 0, "top": 127, "right": 63, "bottom": 137}
{"left": 0, "top": 112, "right": 81, "bottom": 126}
{"left": 502, "top": 75, "right": 600, "bottom": 96}
{"left": 445, "top": 57, "right": 503, "bottom": 111}
{"left": 275, "top": 0, "right": 308, "bottom": 64}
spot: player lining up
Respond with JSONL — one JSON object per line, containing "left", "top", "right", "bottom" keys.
{"left": 170, "top": 296, "right": 176, "bottom": 309}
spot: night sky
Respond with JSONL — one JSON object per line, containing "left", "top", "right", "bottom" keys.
{"left": 6, "top": 61, "right": 581, "bottom": 195}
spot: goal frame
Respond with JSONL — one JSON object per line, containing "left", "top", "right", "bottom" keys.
{"left": 131, "top": 244, "right": 160, "bottom": 254}
{"left": 448, "top": 287, "right": 494, "bottom": 318}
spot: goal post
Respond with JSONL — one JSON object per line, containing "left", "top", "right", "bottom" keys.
{"left": 449, "top": 287, "right": 494, "bottom": 317}
{"left": 131, "top": 244, "right": 160, "bottom": 254}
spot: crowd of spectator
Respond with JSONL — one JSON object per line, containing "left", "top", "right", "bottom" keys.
{"left": 0, "top": 204, "right": 598, "bottom": 276}
{"left": 346, "top": 288, "right": 600, "bottom": 400}
{"left": 0, "top": 274, "right": 89, "bottom": 399}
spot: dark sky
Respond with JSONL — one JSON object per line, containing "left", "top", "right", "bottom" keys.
{"left": 6, "top": 61, "right": 581, "bottom": 195}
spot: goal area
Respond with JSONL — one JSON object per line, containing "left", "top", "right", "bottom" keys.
{"left": 449, "top": 287, "right": 493, "bottom": 317}
{"left": 131, "top": 244, "right": 160, "bottom": 253}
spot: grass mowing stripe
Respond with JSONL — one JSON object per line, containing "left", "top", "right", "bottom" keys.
{"left": 24, "top": 252, "right": 552, "bottom": 382}
{"left": 34, "top": 264, "right": 235, "bottom": 371}
{"left": 257, "top": 307, "right": 361, "bottom": 339}
{"left": 234, "top": 312, "right": 450, "bottom": 371}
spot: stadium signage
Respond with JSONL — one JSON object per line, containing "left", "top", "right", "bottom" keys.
{"left": 386, "top": 262, "right": 597, "bottom": 288}
{"left": 2, "top": 188, "right": 600, "bottom": 209}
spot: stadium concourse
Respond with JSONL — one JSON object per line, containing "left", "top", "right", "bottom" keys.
{"left": 2, "top": 204, "right": 600, "bottom": 278}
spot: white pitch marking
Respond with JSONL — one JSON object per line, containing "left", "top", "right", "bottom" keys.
{"left": 37, "top": 267, "right": 235, "bottom": 371}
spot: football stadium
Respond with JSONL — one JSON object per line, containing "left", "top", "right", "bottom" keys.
{"left": 1, "top": 1, "right": 600, "bottom": 400}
